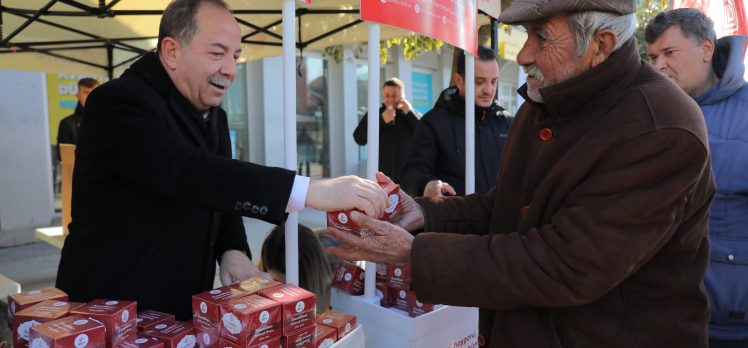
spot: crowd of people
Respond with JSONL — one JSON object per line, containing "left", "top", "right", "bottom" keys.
{"left": 44, "top": 0, "right": 746, "bottom": 347}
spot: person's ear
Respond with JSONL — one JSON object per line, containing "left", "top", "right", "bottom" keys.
{"left": 453, "top": 73, "right": 465, "bottom": 95}
{"left": 160, "top": 37, "right": 181, "bottom": 70}
{"left": 700, "top": 39, "right": 715, "bottom": 63}
{"left": 590, "top": 29, "right": 618, "bottom": 68}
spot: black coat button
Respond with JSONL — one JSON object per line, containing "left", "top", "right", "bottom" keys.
{"left": 251, "top": 205, "right": 260, "bottom": 214}
{"left": 234, "top": 202, "right": 242, "bottom": 211}
{"left": 259, "top": 206, "right": 268, "bottom": 215}
{"left": 243, "top": 202, "right": 252, "bottom": 211}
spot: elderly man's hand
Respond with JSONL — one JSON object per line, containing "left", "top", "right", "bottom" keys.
{"left": 376, "top": 172, "right": 424, "bottom": 231}
{"left": 306, "top": 176, "right": 388, "bottom": 218}
{"left": 422, "top": 179, "right": 456, "bottom": 199}
{"left": 327, "top": 211, "right": 414, "bottom": 264}
{"left": 219, "top": 250, "right": 268, "bottom": 285}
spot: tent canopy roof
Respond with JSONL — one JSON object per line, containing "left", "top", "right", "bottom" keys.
{"left": 1, "top": 0, "right": 495, "bottom": 76}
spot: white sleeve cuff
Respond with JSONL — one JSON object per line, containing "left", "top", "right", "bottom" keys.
{"left": 286, "top": 175, "right": 310, "bottom": 212}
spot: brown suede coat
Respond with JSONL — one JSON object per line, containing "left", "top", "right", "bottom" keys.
{"left": 412, "top": 39, "right": 715, "bottom": 348}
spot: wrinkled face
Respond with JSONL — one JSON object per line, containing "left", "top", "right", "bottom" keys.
{"left": 172, "top": 2, "right": 242, "bottom": 111}
{"left": 455, "top": 59, "right": 499, "bottom": 108}
{"left": 76, "top": 85, "right": 97, "bottom": 107}
{"left": 516, "top": 14, "right": 594, "bottom": 103}
{"left": 646, "top": 25, "right": 713, "bottom": 96}
{"left": 382, "top": 85, "right": 403, "bottom": 107}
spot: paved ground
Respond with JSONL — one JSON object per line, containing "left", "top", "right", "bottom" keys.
{"left": 0, "top": 209, "right": 327, "bottom": 292}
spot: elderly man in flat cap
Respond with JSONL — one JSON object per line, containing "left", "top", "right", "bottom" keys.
{"left": 328, "top": 0, "right": 715, "bottom": 347}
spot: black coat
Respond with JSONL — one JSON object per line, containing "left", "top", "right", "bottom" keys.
{"left": 56, "top": 103, "right": 83, "bottom": 159}
{"left": 402, "top": 87, "right": 512, "bottom": 196}
{"left": 56, "top": 53, "right": 295, "bottom": 320}
{"left": 352, "top": 105, "right": 419, "bottom": 183}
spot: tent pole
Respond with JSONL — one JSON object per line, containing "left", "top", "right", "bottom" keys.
{"left": 465, "top": 52, "right": 475, "bottom": 195}
{"left": 364, "top": 22, "right": 380, "bottom": 303}
{"left": 282, "top": 0, "right": 300, "bottom": 286}
{"left": 0, "top": 0, "right": 58, "bottom": 47}
{"left": 106, "top": 43, "right": 113, "bottom": 79}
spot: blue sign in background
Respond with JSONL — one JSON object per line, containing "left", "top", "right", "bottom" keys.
{"left": 411, "top": 72, "right": 433, "bottom": 116}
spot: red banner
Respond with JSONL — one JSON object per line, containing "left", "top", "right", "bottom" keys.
{"left": 673, "top": 0, "right": 747, "bottom": 79}
{"left": 361, "top": 0, "right": 478, "bottom": 56}
{"left": 674, "top": 0, "right": 747, "bottom": 35}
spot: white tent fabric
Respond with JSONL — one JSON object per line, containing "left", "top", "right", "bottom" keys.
{"left": 0, "top": 0, "right": 451, "bottom": 76}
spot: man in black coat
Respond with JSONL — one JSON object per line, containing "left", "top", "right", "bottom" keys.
{"left": 55, "top": 0, "right": 388, "bottom": 320}
{"left": 56, "top": 77, "right": 98, "bottom": 159}
{"left": 402, "top": 46, "right": 512, "bottom": 197}
{"left": 353, "top": 77, "right": 420, "bottom": 183}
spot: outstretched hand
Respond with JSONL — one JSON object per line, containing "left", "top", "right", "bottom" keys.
{"left": 305, "top": 175, "right": 388, "bottom": 218}
{"left": 327, "top": 211, "right": 414, "bottom": 264}
{"left": 219, "top": 250, "right": 269, "bottom": 285}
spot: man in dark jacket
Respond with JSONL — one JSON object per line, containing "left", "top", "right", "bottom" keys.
{"left": 56, "top": 0, "right": 387, "bottom": 320}
{"left": 402, "top": 45, "right": 512, "bottom": 197}
{"left": 56, "top": 77, "right": 98, "bottom": 159}
{"left": 353, "top": 77, "right": 419, "bottom": 183}
{"left": 646, "top": 9, "right": 748, "bottom": 347}
{"left": 328, "top": 1, "right": 715, "bottom": 347}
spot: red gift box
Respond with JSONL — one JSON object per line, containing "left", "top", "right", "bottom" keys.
{"left": 313, "top": 324, "right": 336, "bottom": 348}
{"left": 7, "top": 288, "right": 68, "bottom": 325}
{"left": 136, "top": 310, "right": 175, "bottom": 332}
{"left": 392, "top": 289, "right": 411, "bottom": 313}
{"left": 385, "top": 263, "right": 412, "bottom": 290}
{"left": 13, "top": 300, "right": 78, "bottom": 348}
{"left": 121, "top": 336, "right": 165, "bottom": 348}
{"left": 257, "top": 285, "right": 316, "bottom": 335}
{"left": 281, "top": 325, "right": 316, "bottom": 348}
{"left": 195, "top": 327, "right": 219, "bottom": 348}
{"left": 326, "top": 181, "right": 401, "bottom": 238}
{"left": 142, "top": 321, "right": 195, "bottom": 348}
{"left": 28, "top": 315, "right": 106, "bottom": 348}
{"left": 192, "top": 286, "right": 252, "bottom": 333}
{"left": 406, "top": 292, "right": 436, "bottom": 318}
{"left": 316, "top": 310, "right": 355, "bottom": 340}
{"left": 375, "top": 282, "right": 391, "bottom": 308}
{"left": 218, "top": 295, "right": 281, "bottom": 347}
{"left": 70, "top": 299, "right": 137, "bottom": 347}
{"left": 218, "top": 336, "right": 280, "bottom": 348}
{"left": 229, "top": 277, "right": 282, "bottom": 295}
{"left": 330, "top": 262, "right": 364, "bottom": 296}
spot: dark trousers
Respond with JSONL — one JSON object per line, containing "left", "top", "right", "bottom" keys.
{"left": 710, "top": 338, "right": 748, "bottom": 348}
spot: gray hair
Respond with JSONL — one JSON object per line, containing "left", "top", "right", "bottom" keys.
{"left": 568, "top": 11, "right": 637, "bottom": 58}
{"left": 644, "top": 8, "right": 716, "bottom": 46}
{"left": 157, "top": 0, "right": 231, "bottom": 54}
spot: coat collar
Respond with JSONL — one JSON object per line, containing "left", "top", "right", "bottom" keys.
{"left": 518, "top": 38, "right": 641, "bottom": 119}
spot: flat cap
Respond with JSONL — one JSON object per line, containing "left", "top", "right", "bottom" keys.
{"left": 498, "top": 0, "right": 637, "bottom": 24}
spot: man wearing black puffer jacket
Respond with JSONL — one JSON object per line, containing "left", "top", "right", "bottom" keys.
{"left": 402, "top": 45, "right": 512, "bottom": 197}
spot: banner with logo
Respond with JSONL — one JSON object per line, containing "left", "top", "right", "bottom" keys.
{"left": 361, "top": 0, "right": 478, "bottom": 56}
{"left": 673, "top": 0, "right": 748, "bottom": 79}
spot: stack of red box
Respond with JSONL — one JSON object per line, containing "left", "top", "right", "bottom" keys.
{"left": 28, "top": 315, "right": 106, "bottom": 348}
{"left": 12, "top": 300, "right": 81, "bottom": 348}
{"left": 70, "top": 299, "right": 138, "bottom": 346}
{"left": 376, "top": 263, "right": 437, "bottom": 317}
{"left": 142, "top": 320, "right": 196, "bottom": 348}
{"left": 217, "top": 295, "right": 282, "bottom": 348}
{"left": 257, "top": 284, "right": 316, "bottom": 348}
{"left": 313, "top": 325, "right": 336, "bottom": 348}
{"left": 192, "top": 285, "right": 253, "bottom": 342}
{"left": 330, "top": 262, "right": 364, "bottom": 295}
{"left": 7, "top": 288, "right": 68, "bottom": 326}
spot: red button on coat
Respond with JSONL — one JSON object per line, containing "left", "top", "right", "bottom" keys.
{"left": 478, "top": 334, "right": 486, "bottom": 346}
{"left": 539, "top": 128, "right": 553, "bottom": 141}
{"left": 521, "top": 205, "right": 530, "bottom": 216}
